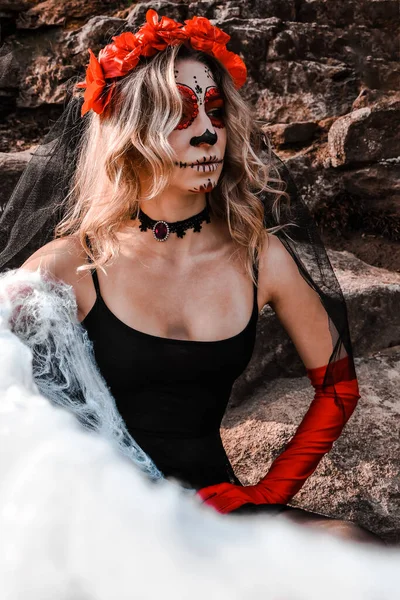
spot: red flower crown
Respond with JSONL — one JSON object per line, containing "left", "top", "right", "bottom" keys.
{"left": 76, "top": 9, "right": 247, "bottom": 117}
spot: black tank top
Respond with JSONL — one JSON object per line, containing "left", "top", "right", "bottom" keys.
{"left": 81, "top": 260, "right": 259, "bottom": 490}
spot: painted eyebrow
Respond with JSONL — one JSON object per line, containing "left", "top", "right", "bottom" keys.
{"left": 204, "top": 86, "right": 223, "bottom": 98}
{"left": 175, "top": 82, "right": 222, "bottom": 102}
{"left": 204, "top": 86, "right": 224, "bottom": 104}
{"left": 175, "top": 82, "right": 198, "bottom": 97}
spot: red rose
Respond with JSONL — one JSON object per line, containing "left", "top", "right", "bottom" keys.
{"left": 136, "top": 9, "right": 187, "bottom": 57}
{"left": 183, "top": 16, "right": 230, "bottom": 52}
{"left": 76, "top": 49, "right": 116, "bottom": 117}
{"left": 99, "top": 33, "right": 142, "bottom": 78}
{"left": 212, "top": 44, "right": 247, "bottom": 89}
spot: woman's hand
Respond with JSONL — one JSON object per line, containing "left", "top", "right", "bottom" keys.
{"left": 197, "top": 355, "right": 360, "bottom": 515}
{"left": 196, "top": 482, "right": 270, "bottom": 514}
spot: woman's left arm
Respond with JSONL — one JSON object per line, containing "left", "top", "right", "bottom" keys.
{"left": 197, "top": 234, "right": 361, "bottom": 513}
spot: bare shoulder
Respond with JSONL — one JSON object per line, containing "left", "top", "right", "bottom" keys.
{"left": 19, "top": 235, "right": 95, "bottom": 320}
{"left": 21, "top": 235, "right": 94, "bottom": 309}
{"left": 258, "top": 231, "right": 300, "bottom": 307}
{"left": 20, "top": 235, "right": 89, "bottom": 282}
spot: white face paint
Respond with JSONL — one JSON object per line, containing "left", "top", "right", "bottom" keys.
{"left": 167, "top": 58, "right": 227, "bottom": 195}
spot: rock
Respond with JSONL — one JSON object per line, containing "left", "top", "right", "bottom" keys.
{"left": 64, "top": 16, "right": 127, "bottom": 56}
{"left": 256, "top": 60, "right": 358, "bottom": 123}
{"left": 213, "top": 2, "right": 242, "bottom": 20}
{"left": 331, "top": 251, "right": 400, "bottom": 353}
{"left": 0, "top": 0, "right": 40, "bottom": 11}
{"left": 277, "top": 145, "right": 400, "bottom": 239}
{"left": 0, "top": 28, "right": 68, "bottom": 108}
{"left": 154, "top": 0, "right": 297, "bottom": 22}
{"left": 0, "top": 18, "right": 126, "bottom": 109}
{"left": 342, "top": 161, "right": 400, "bottom": 215}
{"left": 328, "top": 94, "right": 400, "bottom": 167}
{"left": 15, "top": 0, "right": 124, "bottom": 29}
{"left": 320, "top": 230, "right": 400, "bottom": 274}
{"left": 230, "top": 249, "right": 400, "bottom": 405}
{"left": 222, "top": 344, "right": 400, "bottom": 544}
{"left": 263, "top": 121, "right": 318, "bottom": 147}
{"left": 0, "top": 105, "right": 63, "bottom": 152}
{"left": 126, "top": 1, "right": 189, "bottom": 27}
{"left": 282, "top": 146, "right": 345, "bottom": 211}
{"left": 352, "top": 88, "right": 394, "bottom": 111}
{"left": 0, "top": 148, "right": 35, "bottom": 211}
{"left": 296, "top": 0, "right": 400, "bottom": 28}
{"left": 266, "top": 22, "right": 397, "bottom": 66}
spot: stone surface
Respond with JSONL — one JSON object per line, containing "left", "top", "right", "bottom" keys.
{"left": 222, "top": 344, "right": 400, "bottom": 544}
{"left": 64, "top": 16, "right": 127, "bottom": 55}
{"left": 322, "top": 230, "right": 400, "bottom": 274}
{"left": 15, "top": 0, "right": 125, "bottom": 29}
{"left": 263, "top": 121, "right": 318, "bottom": 147}
{"left": 126, "top": 1, "right": 190, "bottom": 26}
{"left": 342, "top": 161, "right": 400, "bottom": 215}
{"left": 0, "top": 148, "right": 34, "bottom": 211}
{"left": 269, "top": 142, "right": 400, "bottom": 242}
{"left": 255, "top": 60, "right": 359, "bottom": 123}
{"left": 328, "top": 95, "right": 400, "bottom": 167}
{"left": 0, "top": 0, "right": 41, "bottom": 11}
{"left": 295, "top": 0, "right": 399, "bottom": 28}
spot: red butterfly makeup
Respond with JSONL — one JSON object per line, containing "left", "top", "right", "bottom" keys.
{"left": 175, "top": 84, "right": 225, "bottom": 130}
{"left": 175, "top": 84, "right": 199, "bottom": 130}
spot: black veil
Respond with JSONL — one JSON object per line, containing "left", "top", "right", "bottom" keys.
{"left": 0, "top": 77, "right": 87, "bottom": 271}
{"left": 0, "top": 66, "right": 357, "bottom": 415}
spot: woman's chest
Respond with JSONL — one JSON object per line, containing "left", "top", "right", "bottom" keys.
{"left": 78, "top": 246, "right": 261, "bottom": 343}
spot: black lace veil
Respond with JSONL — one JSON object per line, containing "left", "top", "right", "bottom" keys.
{"left": 0, "top": 77, "right": 87, "bottom": 271}
{"left": 0, "top": 62, "right": 357, "bottom": 416}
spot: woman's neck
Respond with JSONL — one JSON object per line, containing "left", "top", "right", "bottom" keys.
{"left": 138, "top": 193, "right": 207, "bottom": 223}
{"left": 119, "top": 212, "right": 231, "bottom": 263}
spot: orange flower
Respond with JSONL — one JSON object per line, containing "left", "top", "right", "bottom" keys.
{"left": 99, "top": 32, "right": 142, "bottom": 78}
{"left": 136, "top": 9, "right": 188, "bottom": 57}
{"left": 182, "top": 16, "right": 230, "bottom": 52}
{"left": 76, "top": 49, "right": 116, "bottom": 117}
{"left": 212, "top": 44, "right": 247, "bottom": 89}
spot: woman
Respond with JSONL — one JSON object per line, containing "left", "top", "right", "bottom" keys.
{"left": 4, "top": 10, "right": 383, "bottom": 544}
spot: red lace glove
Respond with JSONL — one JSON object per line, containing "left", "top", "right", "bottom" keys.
{"left": 197, "top": 355, "right": 361, "bottom": 514}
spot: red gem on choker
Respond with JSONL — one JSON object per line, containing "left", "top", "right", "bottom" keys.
{"left": 153, "top": 221, "right": 170, "bottom": 241}
{"left": 137, "top": 200, "right": 211, "bottom": 241}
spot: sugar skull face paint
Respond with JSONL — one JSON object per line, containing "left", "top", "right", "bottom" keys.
{"left": 167, "top": 58, "right": 227, "bottom": 195}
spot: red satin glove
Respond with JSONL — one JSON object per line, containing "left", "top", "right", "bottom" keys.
{"left": 197, "top": 355, "right": 361, "bottom": 514}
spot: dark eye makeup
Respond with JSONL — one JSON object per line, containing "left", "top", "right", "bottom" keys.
{"left": 204, "top": 92, "right": 225, "bottom": 128}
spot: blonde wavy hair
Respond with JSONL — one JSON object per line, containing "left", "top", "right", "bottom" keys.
{"left": 55, "top": 43, "right": 291, "bottom": 284}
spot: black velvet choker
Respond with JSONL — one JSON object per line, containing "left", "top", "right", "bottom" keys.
{"left": 137, "top": 200, "right": 211, "bottom": 242}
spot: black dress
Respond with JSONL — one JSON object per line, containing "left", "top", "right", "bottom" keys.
{"left": 81, "top": 265, "right": 290, "bottom": 517}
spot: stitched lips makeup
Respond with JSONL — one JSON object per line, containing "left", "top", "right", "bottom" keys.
{"left": 175, "top": 155, "right": 224, "bottom": 172}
